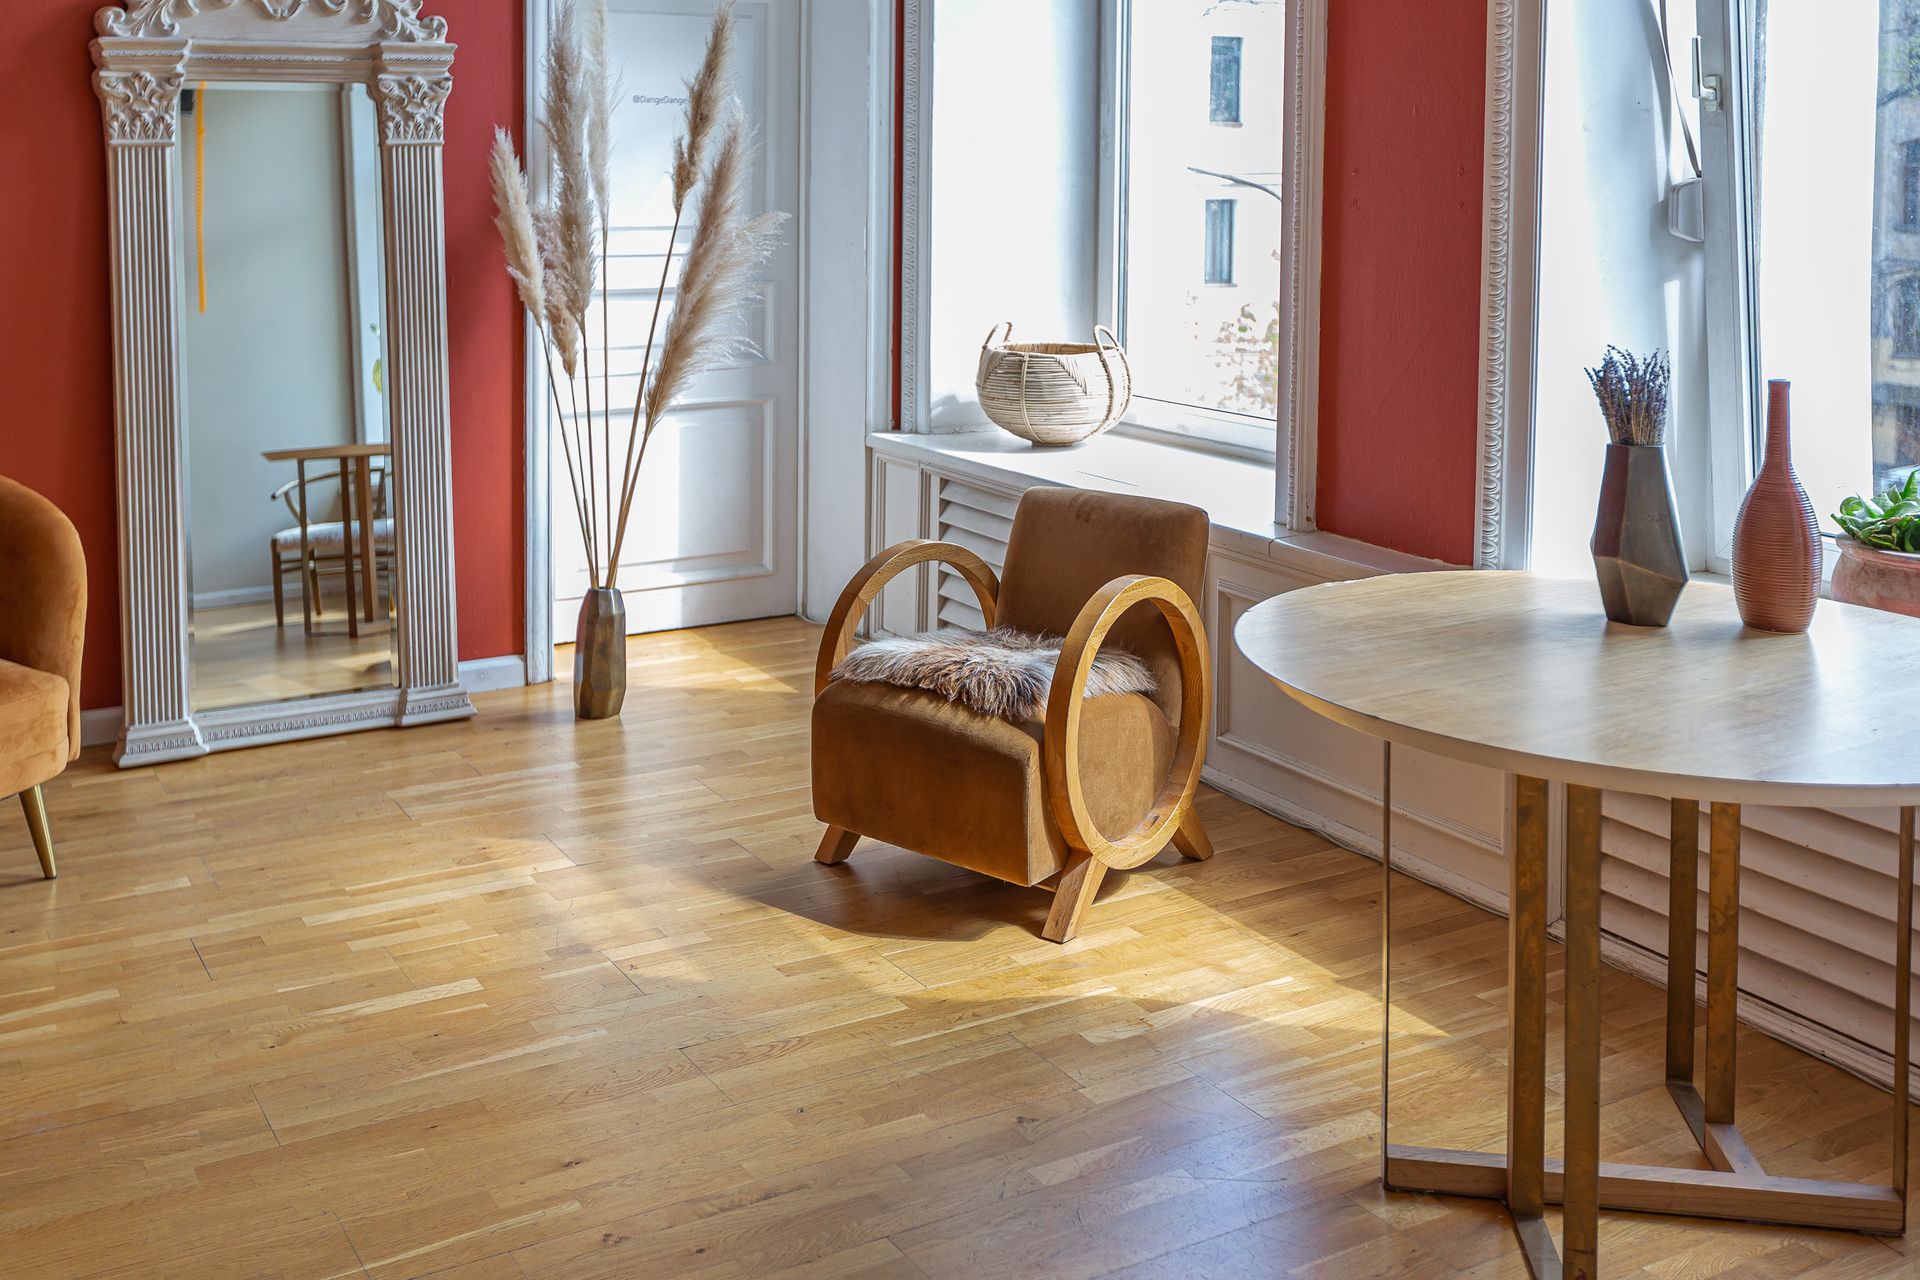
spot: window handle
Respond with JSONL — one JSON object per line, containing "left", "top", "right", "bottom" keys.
{"left": 1691, "top": 36, "right": 1722, "bottom": 111}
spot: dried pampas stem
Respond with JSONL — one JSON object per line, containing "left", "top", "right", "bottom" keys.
{"left": 672, "top": 1, "right": 735, "bottom": 214}
{"left": 487, "top": 129, "right": 544, "bottom": 323}
{"left": 495, "top": 0, "right": 783, "bottom": 595}
{"left": 490, "top": 128, "right": 594, "bottom": 576}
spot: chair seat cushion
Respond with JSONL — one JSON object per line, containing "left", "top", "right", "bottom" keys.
{"left": 830, "top": 626, "right": 1156, "bottom": 720}
{"left": 812, "top": 678, "right": 1174, "bottom": 887}
{"left": 273, "top": 519, "right": 394, "bottom": 555}
{"left": 0, "top": 660, "right": 70, "bottom": 799}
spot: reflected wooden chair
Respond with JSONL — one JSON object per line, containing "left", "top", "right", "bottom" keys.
{"left": 267, "top": 462, "right": 393, "bottom": 634}
{"left": 0, "top": 475, "right": 85, "bottom": 880}
{"left": 811, "top": 486, "right": 1213, "bottom": 942}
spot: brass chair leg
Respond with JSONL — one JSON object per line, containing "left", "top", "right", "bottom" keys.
{"left": 1171, "top": 810, "right": 1213, "bottom": 861}
{"left": 814, "top": 825, "right": 860, "bottom": 865}
{"left": 1042, "top": 853, "right": 1106, "bottom": 943}
{"left": 20, "top": 786, "right": 55, "bottom": 879}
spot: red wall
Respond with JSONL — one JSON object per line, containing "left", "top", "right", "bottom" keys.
{"left": 1315, "top": 0, "right": 1487, "bottom": 566}
{"left": 0, "top": 1, "right": 524, "bottom": 711}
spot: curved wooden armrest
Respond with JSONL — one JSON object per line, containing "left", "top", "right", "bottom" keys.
{"left": 814, "top": 539, "right": 1000, "bottom": 695}
{"left": 1042, "top": 575, "right": 1209, "bottom": 871}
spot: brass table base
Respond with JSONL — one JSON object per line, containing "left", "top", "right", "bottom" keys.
{"left": 1378, "top": 747, "right": 1916, "bottom": 1279}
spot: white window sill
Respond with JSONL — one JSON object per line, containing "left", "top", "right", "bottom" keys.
{"left": 868, "top": 428, "right": 1450, "bottom": 580}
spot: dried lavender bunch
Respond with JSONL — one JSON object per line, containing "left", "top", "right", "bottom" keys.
{"left": 1584, "top": 345, "right": 1672, "bottom": 446}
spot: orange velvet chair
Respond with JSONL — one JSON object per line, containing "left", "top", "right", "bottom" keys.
{"left": 811, "top": 486, "right": 1212, "bottom": 942}
{"left": 0, "top": 476, "right": 86, "bottom": 879}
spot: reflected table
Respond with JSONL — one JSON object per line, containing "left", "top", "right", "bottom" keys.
{"left": 261, "top": 442, "right": 391, "bottom": 637}
{"left": 1234, "top": 570, "right": 1920, "bottom": 1279}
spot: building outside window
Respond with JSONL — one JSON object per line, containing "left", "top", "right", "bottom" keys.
{"left": 1210, "top": 36, "right": 1243, "bottom": 125}
{"left": 1204, "top": 199, "right": 1237, "bottom": 284}
{"left": 1903, "top": 138, "right": 1920, "bottom": 230}
{"left": 1108, "top": 0, "right": 1285, "bottom": 449}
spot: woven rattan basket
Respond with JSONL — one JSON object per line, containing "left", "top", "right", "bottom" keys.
{"left": 975, "top": 322, "right": 1133, "bottom": 447}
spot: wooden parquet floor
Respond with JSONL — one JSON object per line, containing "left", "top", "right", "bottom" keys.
{"left": 3, "top": 616, "right": 1918, "bottom": 1278}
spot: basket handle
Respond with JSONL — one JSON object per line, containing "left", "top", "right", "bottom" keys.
{"left": 981, "top": 320, "right": 1014, "bottom": 351}
{"left": 1091, "top": 326, "right": 1131, "bottom": 428}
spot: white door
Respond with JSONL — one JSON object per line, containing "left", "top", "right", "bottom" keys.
{"left": 551, "top": 0, "right": 801, "bottom": 636}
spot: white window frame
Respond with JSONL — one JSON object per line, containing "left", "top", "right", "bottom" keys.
{"left": 1696, "top": 0, "right": 1764, "bottom": 575}
{"left": 1477, "top": 0, "right": 1764, "bottom": 574}
{"left": 1093, "top": 0, "right": 1327, "bottom": 528}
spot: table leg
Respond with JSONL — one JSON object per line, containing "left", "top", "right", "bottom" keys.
{"left": 1666, "top": 799, "right": 1700, "bottom": 1085}
{"left": 1565, "top": 784, "right": 1603, "bottom": 1278}
{"left": 1894, "top": 807, "right": 1914, "bottom": 1220}
{"left": 1508, "top": 774, "right": 1551, "bottom": 1259}
{"left": 1706, "top": 803, "right": 1741, "bottom": 1125}
{"left": 1380, "top": 740, "right": 1393, "bottom": 1185}
{"left": 356, "top": 456, "right": 377, "bottom": 621}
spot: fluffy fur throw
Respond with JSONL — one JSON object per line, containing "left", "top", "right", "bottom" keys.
{"left": 830, "top": 627, "right": 1157, "bottom": 720}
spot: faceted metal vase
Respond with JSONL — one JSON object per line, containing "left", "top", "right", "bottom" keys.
{"left": 1590, "top": 443, "right": 1689, "bottom": 627}
{"left": 573, "top": 587, "right": 627, "bottom": 720}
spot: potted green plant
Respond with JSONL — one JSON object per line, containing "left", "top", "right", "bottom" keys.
{"left": 1831, "top": 471, "right": 1920, "bottom": 618}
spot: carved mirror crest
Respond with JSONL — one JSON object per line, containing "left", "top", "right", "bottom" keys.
{"left": 91, "top": 0, "right": 471, "bottom": 765}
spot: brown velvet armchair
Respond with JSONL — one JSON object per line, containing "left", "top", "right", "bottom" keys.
{"left": 811, "top": 486, "right": 1213, "bottom": 942}
{"left": 0, "top": 476, "right": 86, "bottom": 879}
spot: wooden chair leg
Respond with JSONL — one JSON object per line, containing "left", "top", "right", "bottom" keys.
{"left": 1042, "top": 853, "right": 1107, "bottom": 943}
{"left": 20, "top": 786, "right": 55, "bottom": 879}
{"left": 271, "top": 549, "right": 286, "bottom": 627}
{"left": 302, "top": 558, "right": 318, "bottom": 633}
{"left": 1171, "top": 810, "right": 1213, "bottom": 861}
{"left": 814, "top": 826, "right": 860, "bottom": 865}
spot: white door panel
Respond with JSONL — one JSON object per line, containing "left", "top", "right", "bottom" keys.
{"left": 552, "top": 0, "right": 800, "bottom": 636}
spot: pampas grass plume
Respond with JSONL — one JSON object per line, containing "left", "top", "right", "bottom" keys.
{"left": 647, "top": 117, "right": 785, "bottom": 428}
{"left": 487, "top": 128, "right": 545, "bottom": 326}
{"left": 671, "top": 0, "right": 734, "bottom": 213}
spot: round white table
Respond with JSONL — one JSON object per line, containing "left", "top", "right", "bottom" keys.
{"left": 1234, "top": 571, "right": 1920, "bottom": 1280}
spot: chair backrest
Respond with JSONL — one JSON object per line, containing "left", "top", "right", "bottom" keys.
{"left": 0, "top": 475, "right": 86, "bottom": 758}
{"left": 995, "top": 486, "right": 1209, "bottom": 723}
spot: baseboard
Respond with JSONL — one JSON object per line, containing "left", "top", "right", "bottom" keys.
{"left": 191, "top": 584, "right": 275, "bottom": 610}
{"left": 79, "top": 707, "right": 123, "bottom": 750}
{"left": 78, "top": 654, "right": 529, "bottom": 749}
{"left": 458, "top": 655, "right": 528, "bottom": 694}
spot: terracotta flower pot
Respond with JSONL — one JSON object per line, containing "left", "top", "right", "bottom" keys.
{"left": 574, "top": 587, "right": 627, "bottom": 720}
{"left": 1731, "top": 380, "right": 1821, "bottom": 633}
{"left": 1832, "top": 536, "right": 1920, "bottom": 619}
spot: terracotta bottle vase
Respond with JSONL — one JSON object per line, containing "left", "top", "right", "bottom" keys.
{"left": 574, "top": 587, "right": 627, "bottom": 719}
{"left": 1731, "top": 380, "right": 1822, "bottom": 633}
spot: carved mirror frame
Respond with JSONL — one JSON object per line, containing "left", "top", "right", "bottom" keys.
{"left": 91, "top": 0, "right": 472, "bottom": 766}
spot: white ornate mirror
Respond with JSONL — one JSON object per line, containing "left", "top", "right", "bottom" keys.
{"left": 92, "top": 0, "right": 472, "bottom": 766}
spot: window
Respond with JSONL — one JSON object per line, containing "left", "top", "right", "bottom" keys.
{"left": 1903, "top": 139, "right": 1920, "bottom": 230}
{"left": 1106, "top": 1, "right": 1287, "bottom": 451}
{"left": 1209, "top": 36, "right": 1243, "bottom": 125}
{"left": 1698, "top": 0, "right": 1920, "bottom": 540}
{"left": 1204, "top": 199, "right": 1236, "bottom": 284}
{"left": 1896, "top": 276, "right": 1920, "bottom": 360}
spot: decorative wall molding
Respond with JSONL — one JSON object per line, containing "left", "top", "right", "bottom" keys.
{"left": 92, "top": 0, "right": 470, "bottom": 766}
{"left": 1275, "top": 0, "right": 1328, "bottom": 532}
{"left": 372, "top": 71, "right": 450, "bottom": 143}
{"left": 97, "top": 70, "right": 184, "bottom": 142}
{"left": 1472, "top": 0, "right": 1546, "bottom": 568}
{"left": 896, "top": 0, "right": 929, "bottom": 432}
{"left": 96, "top": 0, "right": 447, "bottom": 43}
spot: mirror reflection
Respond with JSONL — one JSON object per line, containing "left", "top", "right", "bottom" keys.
{"left": 176, "top": 82, "right": 398, "bottom": 712}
